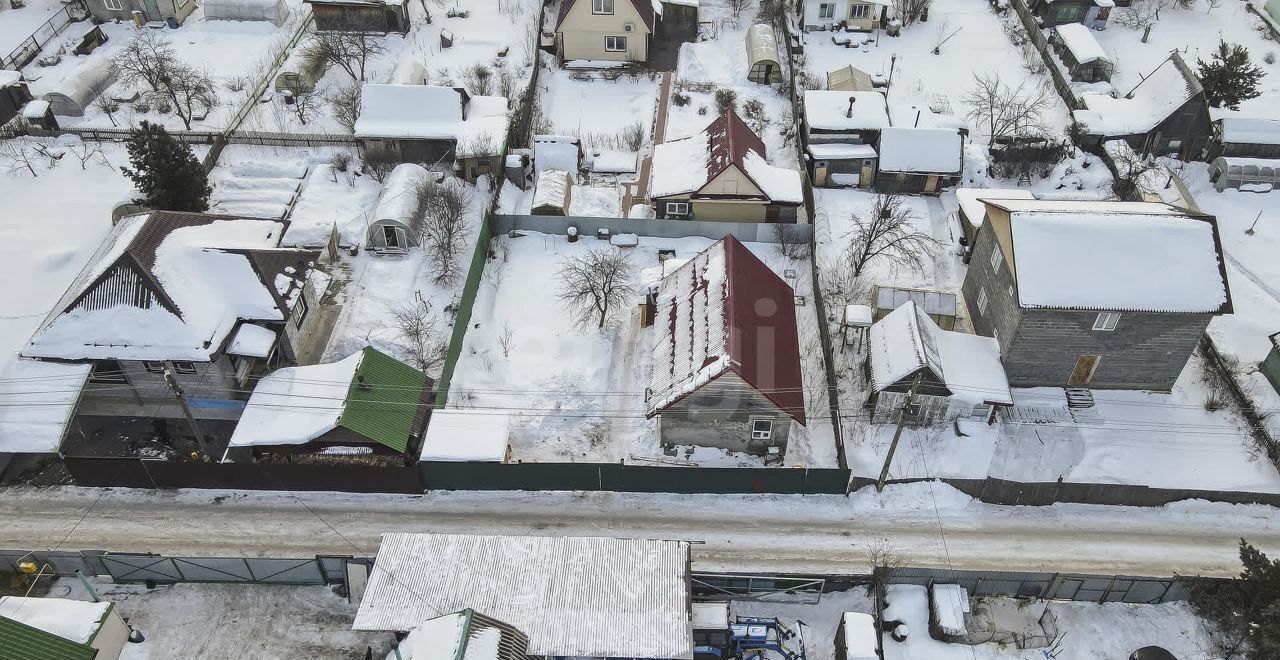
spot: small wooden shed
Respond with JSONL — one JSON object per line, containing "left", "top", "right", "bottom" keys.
{"left": 745, "top": 24, "right": 783, "bottom": 84}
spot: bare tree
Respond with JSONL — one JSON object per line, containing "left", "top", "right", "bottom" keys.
{"left": 728, "top": 0, "right": 750, "bottom": 18}
{"left": 893, "top": 0, "right": 933, "bottom": 27}
{"left": 95, "top": 95, "right": 121, "bottom": 127}
{"left": 1108, "top": 145, "right": 1164, "bottom": 200}
{"left": 1113, "top": 0, "right": 1174, "bottom": 41}
{"left": 417, "top": 178, "right": 473, "bottom": 285}
{"left": 498, "top": 322, "right": 516, "bottom": 358}
{"left": 844, "top": 195, "right": 940, "bottom": 277}
{"left": 774, "top": 224, "right": 811, "bottom": 260}
{"left": 557, "top": 248, "right": 637, "bottom": 329}
{"left": 0, "top": 140, "right": 39, "bottom": 177}
{"left": 68, "top": 140, "right": 105, "bottom": 170}
{"left": 461, "top": 63, "right": 493, "bottom": 95}
{"left": 302, "top": 31, "right": 388, "bottom": 82}
{"left": 391, "top": 298, "right": 449, "bottom": 373}
{"left": 329, "top": 83, "right": 362, "bottom": 133}
{"left": 288, "top": 90, "right": 323, "bottom": 126}
{"left": 961, "top": 72, "right": 1053, "bottom": 146}
{"left": 113, "top": 32, "right": 217, "bottom": 130}
{"left": 865, "top": 538, "right": 905, "bottom": 576}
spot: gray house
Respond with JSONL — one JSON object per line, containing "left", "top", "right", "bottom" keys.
{"left": 85, "top": 0, "right": 196, "bottom": 25}
{"left": 1073, "top": 52, "right": 1211, "bottom": 160}
{"left": 646, "top": 235, "right": 805, "bottom": 456}
{"left": 22, "top": 211, "right": 326, "bottom": 424}
{"left": 961, "top": 199, "right": 1231, "bottom": 390}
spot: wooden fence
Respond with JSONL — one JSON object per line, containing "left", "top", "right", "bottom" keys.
{"left": 1009, "top": 0, "right": 1082, "bottom": 110}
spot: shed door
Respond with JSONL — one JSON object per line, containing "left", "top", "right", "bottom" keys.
{"left": 925, "top": 175, "right": 940, "bottom": 193}
{"left": 1068, "top": 355, "right": 1101, "bottom": 386}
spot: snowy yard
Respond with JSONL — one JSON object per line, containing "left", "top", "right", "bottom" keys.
{"left": 800, "top": 0, "right": 1073, "bottom": 142}
{"left": 49, "top": 577, "right": 389, "bottom": 660}
{"left": 0, "top": 0, "right": 74, "bottom": 55}
{"left": 448, "top": 230, "right": 839, "bottom": 467}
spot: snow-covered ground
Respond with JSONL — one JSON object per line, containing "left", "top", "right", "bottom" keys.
{"left": 1091, "top": 1, "right": 1280, "bottom": 120}
{"left": 801, "top": 0, "right": 1073, "bottom": 142}
{"left": 448, "top": 230, "right": 838, "bottom": 467}
{"left": 22, "top": 12, "right": 303, "bottom": 131}
{"left": 49, "top": 576, "right": 391, "bottom": 660}
{"left": 0, "top": 0, "right": 74, "bottom": 56}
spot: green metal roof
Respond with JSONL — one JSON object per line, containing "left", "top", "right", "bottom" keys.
{"left": 0, "top": 615, "right": 97, "bottom": 660}
{"left": 338, "top": 346, "right": 429, "bottom": 453}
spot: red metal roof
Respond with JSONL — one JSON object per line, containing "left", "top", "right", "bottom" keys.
{"left": 705, "top": 110, "right": 769, "bottom": 183}
{"left": 721, "top": 235, "right": 806, "bottom": 424}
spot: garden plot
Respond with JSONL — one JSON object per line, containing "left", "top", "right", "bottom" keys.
{"left": 537, "top": 65, "right": 661, "bottom": 144}
{"left": 448, "top": 231, "right": 839, "bottom": 467}
{"left": 846, "top": 356, "right": 1280, "bottom": 492}
{"left": 1092, "top": 1, "right": 1280, "bottom": 120}
{"left": 22, "top": 14, "right": 301, "bottom": 131}
{"left": 668, "top": 0, "right": 798, "bottom": 164}
{"left": 1176, "top": 161, "right": 1280, "bottom": 436}
{"left": 0, "top": 0, "right": 73, "bottom": 55}
{"left": 800, "top": 0, "right": 1073, "bottom": 142}
{"left": 241, "top": 0, "right": 542, "bottom": 134}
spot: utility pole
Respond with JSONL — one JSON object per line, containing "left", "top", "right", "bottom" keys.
{"left": 876, "top": 373, "right": 922, "bottom": 492}
{"left": 162, "top": 364, "right": 211, "bottom": 462}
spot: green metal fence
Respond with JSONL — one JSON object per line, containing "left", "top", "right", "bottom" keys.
{"left": 434, "top": 214, "right": 493, "bottom": 406}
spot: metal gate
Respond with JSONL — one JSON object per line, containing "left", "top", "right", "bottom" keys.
{"left": 692, "top": 573, "right": 828, "bottom": 604}
{"left": 102, "top": 554, "right": 330, "bottom": 585}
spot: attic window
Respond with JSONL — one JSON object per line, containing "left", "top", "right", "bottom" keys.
{"left": 1092, "top": 312, "right": 1121, "bottom": 331}
{"left": 592, "top": 0, "right": 614, "bottom": 13}
{"left": 751, "top": 418, "right": 773, "bottom": 441}
{"left": 174, "top": 361, "right": 197, "bottom": 374}
{"left": 990, "top": 246, "right": 1003, "bottom": 273}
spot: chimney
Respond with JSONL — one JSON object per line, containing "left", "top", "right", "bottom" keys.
{"left": 846, "top": 96, "right": 856, "bottom": 119}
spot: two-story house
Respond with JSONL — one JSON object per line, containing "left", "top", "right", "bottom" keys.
{"left": 554, "top": 0, "right": 655, "bottom": 63}
{"left": 650, "top": 110, "right": 804, "bottom": 222}
{"left": 961, "top": 199, "right": 1232, "bottom": 390}
{"left": 22, "top": 211, "right": 327, "bottom": 423}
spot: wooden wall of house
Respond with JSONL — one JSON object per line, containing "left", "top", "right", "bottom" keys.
{"left": 655, "top": 372, "right": 796, "bottom": 455}
{"left": 312, "top": 4, "right": 407, "bottom": 33}
{"left": 0, "top": 83, "right": 33, "bottom": 128}
{"left": 360, "top": 137, "right": 455, "bottom": 167}
{"left": 1144, "top": 94, "right": 1212, "bottom": 159}
{"left": 77, "top": 357, "right": 244, "bottom": 421}
{"left": 282, "top": 275, "right": 325, "bottom": 365}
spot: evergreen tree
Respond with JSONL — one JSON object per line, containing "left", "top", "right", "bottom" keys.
{"left": 121, "top": 121, "right": 211, "bottom": 212}
{"left": 1190, "top": 539, "right": 1280, "bottom": 658}
{"left": 1197, "top": 41, "right": 1265, "bottom": 110}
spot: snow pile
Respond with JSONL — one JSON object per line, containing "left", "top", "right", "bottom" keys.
{"left": 877, "top": 127, "right": 963, "bottom": 174}
{"left": 1010, "top": 206, "right": 1228, "bottom": 313}
{"left": 0, "top": 596, "right": 110, "bottom": 644}
{"left": 228, "top": 350, "right": 363, "bottom": 447}
{"left": 568, "top": 185, "right": 623, "bottom": 217}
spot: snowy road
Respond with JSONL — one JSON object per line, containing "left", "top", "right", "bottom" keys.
{"left": 2, "top": 483, "right": 1277, "bottom": 578}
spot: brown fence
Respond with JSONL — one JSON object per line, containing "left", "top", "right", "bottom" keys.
{"left": 64, "top": 456, "right": 422, "bottom": 494}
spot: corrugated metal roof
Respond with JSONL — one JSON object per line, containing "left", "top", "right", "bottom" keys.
{"left": 0, "top": 615, "right": 97, "bottom": 660}
{"left": 338, "top": 347, "right": 431, "bottom": 453}
{"left": 354, "top": 533, "right": 693, "bottom": 659}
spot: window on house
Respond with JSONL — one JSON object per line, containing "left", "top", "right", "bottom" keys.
{"left": 667, "top": 202, "right": 690, "bottom": 216}
{"left": 750, "top": 418, "right": 773, "bottom": 441}
{"left": 89, "top": 360, "right": 128, "bottom": 384}
{"left": 104, "top": 0, "right": 123, "bottom": 10}
{"left": 604, "top": 35, "right": 627, "bottom": 52}
{"left": 294, "top": 294, "right": 310, "bottom": 329}
{"left": 990, "top": 246, "right": 1003, "bottom": 273}
{"left": 1092, "top": 312, "right": 1121, "bottom": 331}
{"left": 1053, "top": 4, "right": 1085, "bottom": 21}
{"left": 592, "top": 0, "right": 614, "bottom": 13}
{"left": 818, "top": 2, "right": 834, "bottom": 18}
{"left": 976, "top": 287, "right": 989, "bottom": 315}
{"left": 849, "top": 3, "right": 870, "bottom": 18}
{"left": 173, "top": 361, "right": 197, "bottom": 374}
{"left": 143, "top": 361, "right": 165, "bottom": 374}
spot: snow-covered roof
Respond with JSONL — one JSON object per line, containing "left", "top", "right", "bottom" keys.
{"left": 531, "top": 168, "right": 572, "bottom": 212}
{"left": 355, "top": 85, "right": 509, "bottom": 155}
{"left": 0, "top": 71, "right": 22, "bottom": 87}
{"left": 869, "top": 301, "right": 1011, "bottom": 405}
{"left": 984, "top": 198, "right": 1184, "bottom": 215}
{"left": 691, "top": 602, "right": 728, "bottom": 629}
{"left": 842, "top": 613, "right": 878, "bottom": 660}
{"left": 23, "top": 212, "right": 314, "bottom": 362}
{"left": 419, "top": 409, "right": 510, "bottom": 462}
{"left": 1054, "top": 23, "right": 1111, "bottom": 64}
{"left": 353, "top": 533, "right": 693, "bottom": 659}
{"left": 953, "top": 187, "right": 1036, "bottom": 226}
{"left": 807, "top": 143, "right": 878, "bottom": 160}
{"left": 877, "top": 127, "right": 963, "bottom": 174}
{"left": 745, "top": 23, "right": 781, "bottom": 68}
{"left": 227, "top": 323, "right": 278, "bottom": 358}
{"left": 647, "top": 236, "right": 806, "bottom": 422}
{"left": 0, "top": 596, "right": 112, "bottom": 645}
{"left": 651, "top": 110, "right": 801, "bottom": 203}
{"left": 1073, "top": 53, "right": 1201, "bottom": 137}
{"left": 804, "top": 90, "right": 889, "bottom": 131}
{"left": 390, "top": 613, "right": 468, "bottom": 660}
{"left": 374, "top": 163, "right": 429, "bottom": 224}
{"left": 591, "top": 150, "right": 638, "bottom": 173}
{"left": 229, "top": 350, "right": 363, "bottom": 447}
{"left": 533, "top": 135, "right": 581, "bottom": 181}
{"left": 1005, "top": 205, "right": 1230, "bottom": 313}
{"left": 1217, "top": 117, "right": 1280, "bottom": 145}
{"left": 21, "top": 99, "right": 50, "bottom": 119}
{"left": 0, "top": 360, "right": 90, "bottom": 454}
